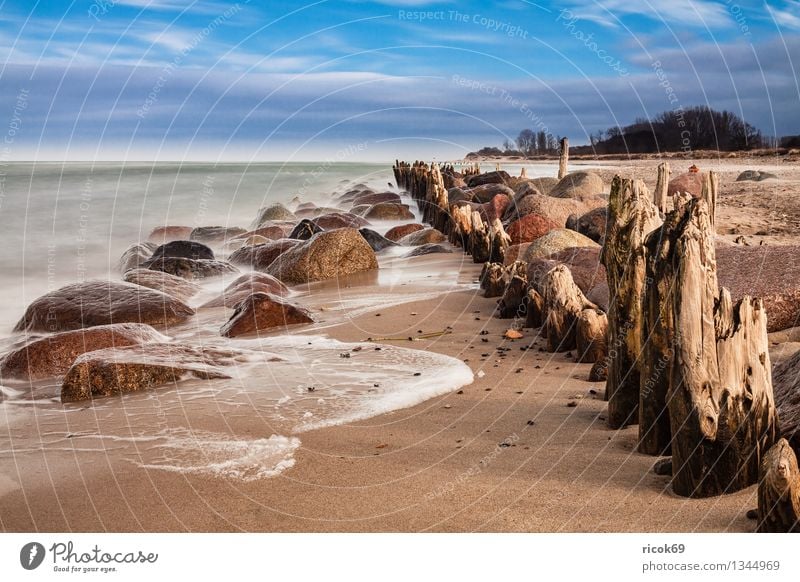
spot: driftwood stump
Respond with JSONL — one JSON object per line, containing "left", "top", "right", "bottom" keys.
{"left": 558, "top": 137, "right": 569, "bottom": 180}
{"left": 601, "top": 176, "right": 662, "bottom": 428}
{"left": 576, "top": 309, "right": 609, "bottom": 364}
{"left": 757, "top": 439, "right": 800, "bottom": 532}
{"left": 469, "top": 212, "right": 491, "bottom": 263}
{"left": 489, "top": 218, "right": 511, "bottom": 264}
{"left": 480, "top": 263, "right": 505, "bottom": 298}
{"left": 654, "top": 162, "right": 670, "bottom": 215}
{"left": 525, "top": 288, "right": 545, "bottom": 328}
{"left": 541, "top": 265, "right": 598, "bottom": 352}
{"left": 666, "top": 200, "right": 778, "bottom": 497}
{"left": 498, "top": 275, "right": 528, "bottom": 319}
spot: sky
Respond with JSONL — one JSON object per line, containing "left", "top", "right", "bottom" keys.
{"left": 0, "top": 0, "right": 798, "bottom": 161}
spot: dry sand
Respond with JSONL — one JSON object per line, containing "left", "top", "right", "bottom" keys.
{"left": 2, "top": 157, "right": 799, "bottom": 532}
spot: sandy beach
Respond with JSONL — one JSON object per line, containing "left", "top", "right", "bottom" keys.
{"left": 3, "top": 156, "right": 799, "bottom": 532}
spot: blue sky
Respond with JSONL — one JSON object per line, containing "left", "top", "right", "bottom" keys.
{"left": 1, "top": 0, "right": 799, "bottom": 160}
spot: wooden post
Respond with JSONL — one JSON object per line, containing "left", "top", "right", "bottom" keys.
{"left": 489, "top": 218, "right": 511, "bottom": 264}
{"left": 469, "top": 211, "right": 491, "bottom": 264}
{"left": 701, "top": 170, "right": 718, "bottom": 229}
{"left": 558, "top": 137, "right": 569, "bottom": 179}
{"left": 666, "top": 199, "right": 778, "bottom": 497}
{"left": 654, "top": 162, "right": 670, "bottom": 215}
{"left": 525, "top": 288, "right": 545, "bottom": 328}
{"left": 541, "top": 265, "right": 599, "bottom": 352}
{"left": 601, "top": 176, "right": 662, "bottom": 428}
{"left": 758, "top": 439, "right": 800, "bottom": 532}
{"left": 576, "top": 309, "right": 608, "bottom": 364}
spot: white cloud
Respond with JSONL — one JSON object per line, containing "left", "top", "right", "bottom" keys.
{"left": 560, "top": 0, "right": 732, "bottom": 28}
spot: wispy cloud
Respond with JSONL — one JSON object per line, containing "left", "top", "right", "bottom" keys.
{"left": 560, "top": 0, "right": 732, "bottom": 28}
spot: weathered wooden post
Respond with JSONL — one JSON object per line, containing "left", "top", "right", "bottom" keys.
{"left": 653, "top": 162, "right": 670, "bottom": 215}
{"left": 758, "top": 439, "right": 800, "bottom": 532}
{"left": 601, "top": 176, "right": 662, "bottom": 428}
{"left": 701, "top": 170, "right": 718, "bottom": 229}
{"left": 558, "top": 137, "right": 569, "bottom": 179}
{"left": 541, "top": 265, "right": 599, "bottom": 352}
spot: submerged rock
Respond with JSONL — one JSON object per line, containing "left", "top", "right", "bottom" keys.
{"left": 123, "top": 268, "right": 201, "bottom": 301}
{"left": 190, "top": 226, "right": 247, "bottom": 243}
{"left": 14, "top": 281, "right": 195, "bottom": 333}
{"left": 0, "top": 323, "right": 168, "bottom": 381}
{"left": 220, "top": 292, "right": 314, "bottom": 337}
{"left": 228, "top": 238, "right": 301, "bottom": 271}
{"left": 398, "top": 227, "right": 446, "bottom": 246}
{"left": 385, "top": 223, "right": 425, "bottom": 241}
{"left": 252, "top": 203, "right": 296, "bottom": 227}
{"left": 147, "top": 240, "right": 215, "bottom": 262}
{"left": 200, "top": 272, "right": 289, "bottom": 308}
{"left": 289, "top": 218, "right": 323, "bottom": 240}
{"left": 404, "top": 243, "right": 453, "bottom": 257}
{"left": 117, "top": 242, "right": 157, "bottom": 273}
{"left": 267, "top": 227, "right": 378, "bottom": 285}
{"left": 146, "top": 257, "right": 238, "bottom": 280}
{"left": 350, "top": 191, "right": 401, "bottom": 207}
{"left": 147, "top": 226, "right": 193, "bottom": 244}
{"left": 60, "top": 343, "right": 248, "bottom": 402}
{"left": 363, "top": 202, "right": 415, "bottom": 221}
{"left": 313, "top": 212, "right": 370, "bottom": 230}
{"left": 359, "top": 228, "right": 398, "bottom": 251}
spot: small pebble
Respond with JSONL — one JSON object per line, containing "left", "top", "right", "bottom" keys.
{"left": 413, "top": 372, "right": 421, "bottom": 376}
{"left": 567, "top": 401, "right": 577, "bottom": 407}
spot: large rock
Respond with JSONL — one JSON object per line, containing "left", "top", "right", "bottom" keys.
{"left": 189, "top": 226, "right": 247, "bottom": 243}
{"left": 0, "top": 323, "right": 168, "bottom": 381}
{"left": 514, "top": 177, "right": 558, "bottom": 196}
{"left": 359, "top": 228, "right": 398, "bottom": 252}
{"left": 385, "top": 223, "right": 425, "bottom": 241}
{"left": 60, "top": 343, "right": 248, "bottom": 402}
{"left": 267, "top": 228, "right": 378, "bottom": 285}
{"left": 147, "top": 226, "right": 193, "bottom": 244}
{"left": 252, "top": 203, "right": 296, "bottom": 227}
{"left": 147, "top": 240, "right": 214, "bottom": 262}
{"left": 294, "top": 206, "right": 343, "bottom": 219}
{"left": 123, "top": 268, "right": 201, "bottom": 301}
{"left": 117, "top": 242, "right": 157, "bottom": 273}
{"left": 404, "top": 244, "right": 453, "bottom": 258}
{"left": 467, "top": 194, "right": 511, "bottom": 223}
{"left": 466, "top": 170, "right": 511, "bottom": 188}
{"left": 527, "top": 247, "right": 606, "bottom": 300}
{"left": 146, "top": 257, "right": 238, "bottom": 280}
{"left": 398, "top": 227, "right": 446, "bottom": 246}
{"left": 200, "top": 273, "right": 289, "bottom": 308}
{"left": 503, "top": 191, "right": 605, "bottom": 226}
{"left": 350, "top": 191, "right": 401, "bottom": 207}
{"left": 668, "top": 172, "right": 703, "bottom": 198}
{"left": 717, "top": 245, "right": 800, "bottom": 332}
{"left": 228, "top": 239, "right": 301, "bottom": 270}
{"left": 736, "top": 170, "right": 777, "bottom": 182}
{"left": 503, "top": 243, "right": 532, "bottom": 265}
{"left": 772, "top": 350, "right": 800, "bottom": 453}
{"left": 548, "top": 171, "right": 604, "bottom": 199}
{"left": 363, "top": 202, "right": 415, "bottom": 220}
{"left": 289, "top": 219, "right": 323, "bottom": 240}
{"left": 220, "top": 292, "right": 314, "bottom": 337}
{"left": 231, "top": 225, "right": 287, "bottom": 242}
{"left": 566, "top": 206, "right": 608, "bottom": 244}
{"left": 313, "top": 212, "right": 370, "bottom": 230}
{"left": 465, "top": 183, "right": 514, "bottom": 204}
{"left": 506, "top": 213, "right": 559, "bottom": 245}
{"left": 521, "top": 229, "right": 600, "bottom": 263}
{"left": 14, "top": 281, "right": 195, "bottom": 333}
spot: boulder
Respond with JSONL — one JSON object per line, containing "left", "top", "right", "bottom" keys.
{"left": 0, "top": 323, "right": 167, "bottom": 381}
{"left": 446, "top": 187, "right": 472, "bottom": 205}
{"left": 465, "top": 183, "right": 515, "bottom": 204}
{"left": 294, "top": 206, "right": 344, "bottom": 219}
{"left": 13, "top": 281, "right": 194, "bottom": 333}
{"left": 514, "top": 177, "right": 558, "bottom": 196}
{"left": 772, "top": 350, "right": 800, "bottom": 453}
{"left": 404, "top": 244, "right": 453, "bottom": 258}
{"left": 548, "top": 171, "right": 604, "bottom": 199}
{"left": 123, "top": 268, "right": 201, "bottom": 302}
{"left": 313, "top": 212, "right": 370, "bottom": 230}
{"left": 228, "top": 239, "right": 301, "bottom": 270}
{"left": 241, "top": 235, "right": 270, "bottom": 247}
{"left": 503, "top": 191, "right": 605, "bottom": 226}
{"left": 527, "top": 247, "right": 606, "bottom": 299}
{"left": 474, "top": 194, "right": 511, "bottom": 223}
{"left": 146, "top": 257, "right": 238, "bottom": 280}
{"left": 521, "top": 229, "right": 600, "bottom": 263}
{"left": 350, "top": 191, "right": 402, "bottom": 207}
{"left": 466, "top": 170, "right": 511, "bottom": 188}
{"left": 200, "top": 272, "right": 289, "bottom": 308}
{"left": 506, "top": 213, "right": 559, "bottom": 245}
{"left": 147, "top": 226, "right": 193, "bottom": 244}
{"left": 117, "top": 242, "right": 157, "bottom": 273}
{"left": 398, "top": 227, "right": 446, "bottom": 246}
{"left": 717, "top": 245, "right": 800, "bottom": 332}
{"left": 267, "top": 228, "right": 378, "bottom": 285}
{"left": 231, "top": 225, "right": 287, "bottom": 242}
{"left": 289, "top": 219, "right": 323, "bottom": 240}
{"left": 189, "top": 226, "right": 247, "bottom": 243}
{"left": 363, "top": 202, "right": 415, "bottom": 221}
{"left": 503, "top": 243, "right": 532, "bottom": 265}
{"left": 60, "top": 343, "right": 249, "bottom": 402}
{"left": 252, "top": 203, "right": 296, "bottom": 227}
{"left": 147, "top": 240, "right": 214, "bottom": 262}
{"left": 736, "top": 170, "right": 778, "bottom": 182}
{"left": 668, "top": 172, "right": 704, "bottom": 198}
{"left": 566, "top": 206, "right": 608, "bottom": 244}
{"left": 220, "top": 292, "right": 314, "bottom": 337}
{"left": 359, "top": 228, "right": 398, "bottom": 252}
{"left": 385, "top": 223, "right": 425, "bottom": 241}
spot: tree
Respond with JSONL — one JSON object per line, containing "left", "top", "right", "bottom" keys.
{"left": 516, "top": 129, "right": 535, "bottom": 156}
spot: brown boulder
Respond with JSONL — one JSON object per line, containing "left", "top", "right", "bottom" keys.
{"left": 313, "top": 212, "right": 370, "bottom": 230}
{"left": 0, "top": 323, "right": 167, "bottom": 381}
{"left": 465, "top": 183, "right": 514, "bottom": 203}
{"left": 294, "top": 206, "right": 344, "bottom": 219}
{"left": 772, "top": 350, "right": 800, "bottom": 453}
{"left": 521, "top": 229, "right": 599, "bottom": 263}
{"left": 506, "top": 213, "right": 559, "bottom": 245}
{"left": 123, "top": 268, "right": 201, "bottom": 301}
{"left": 147, "top": 240, "right": 214, "bottom": 262}
{"left": 514, "top": 177, "right": 558, "bottom": 196}
{"left": 117, "top": 242, "right": 157, "bottom": 273}
{"left": 350, "top": 191, "right": 402, "bottom": 207}
{"left": 549, "top": 171, "right": 604, "bottom": 199}
{"left": 228, "top": 238, "right": 301, "bottom": 270}
{"left": 13, "top": 281, "right": 194, "bottom": 333}
{"left": 190, "top": 226, "right": 247, "bottom": 243}
{"left": 363, "top": 202, "right": 415, "bottom": 220}
{"left": 146, "top": 257, "right": 238, "bottom": 280}
{"left": 466, "top": 170, "right": 511, "bottom": 188}
{"left": 404, "top": 243, "right": 453, "bottom": 258}
{"left": 220, "top": 292, "right": 314, "bottom": 337}
{"left": 60, "top": 343, "right": 249, "bottom": 402}
{"left": 252, "top": 203, "right": 296, "bottom": 227}
{"left": 566, "top": 206, "right": 608, "bottom": 244}
{"left": 503, "top": 243, "right": 532, "bottom": 265}
{"left": 231, "top": 225, "right": 287, "bottom": 242}
{"left": 267, "top": 227, "right": 378, "bottom": 285}
{"left": 667, "top": 172, "right": 704, "bottom": 198}
{"left": 385, "top": 223, "right": 425, "bottom": 241}
{"left": 147, "top": 226, "right": 193, "bottom": 244}
{"left": 398, "top": 227, "right": 446, "bottom": 246}
{"left": 200, "top": 273, "right": 289, "bottom": 308}
{"left": 503, "top": 191, "right": 604, "bottom": 225}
